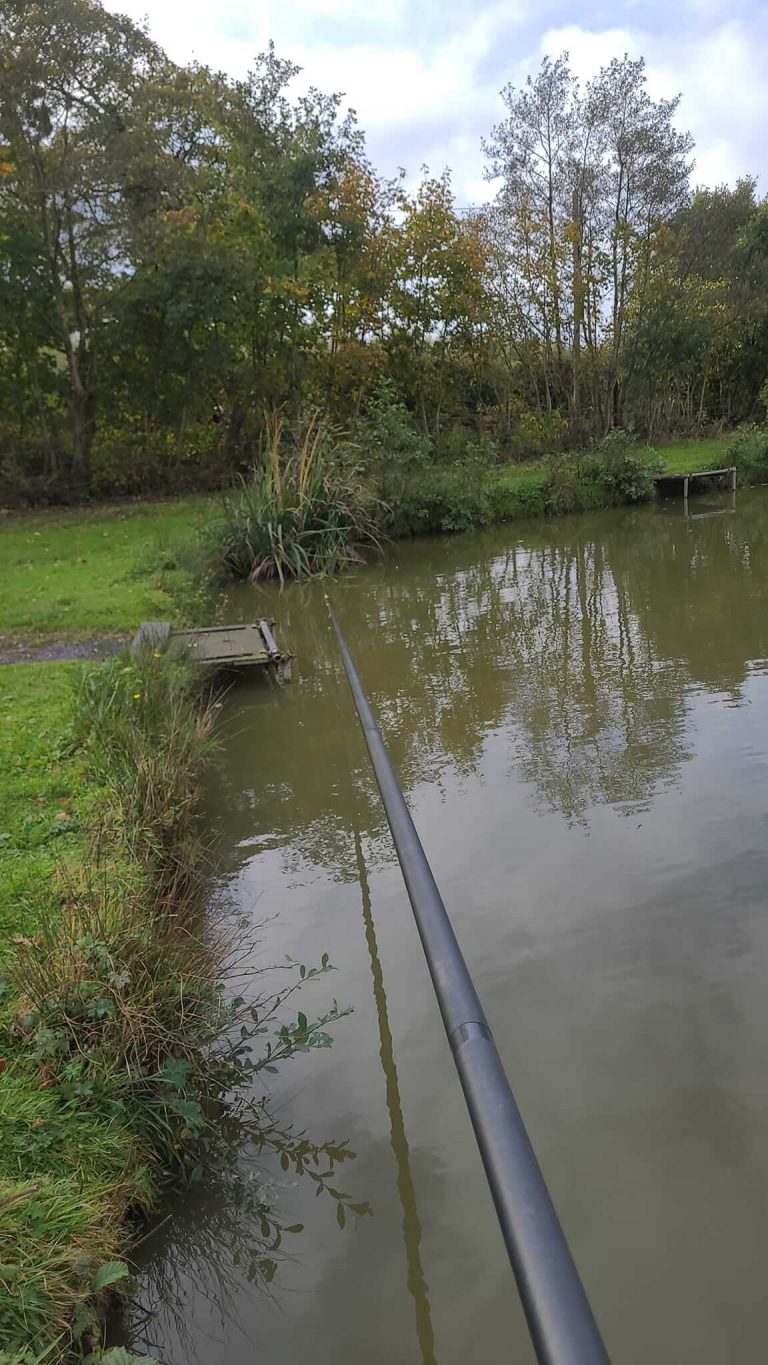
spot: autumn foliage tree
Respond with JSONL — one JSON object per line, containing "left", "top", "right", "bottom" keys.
{"left": 1, "top": 0, "right": 768, "bottom": 502}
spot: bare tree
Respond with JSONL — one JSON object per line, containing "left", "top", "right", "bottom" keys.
{"left": 484, "top": 52, "right": 693, "bottom": 437}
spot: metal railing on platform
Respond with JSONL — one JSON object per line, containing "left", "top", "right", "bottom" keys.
{"left": 327, "top": 601, "right": 611, "bottom": 1365}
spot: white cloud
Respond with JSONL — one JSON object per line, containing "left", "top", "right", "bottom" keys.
{"left": 104, "top": 0, "right": 526, "bottom": 199}
{"left": 539, "top": 23, "right": 641, "bottom": 81}
{"left": 304, "top": 0, "right": 406, "bottom": 21}
{"left": 106, "top": 0, "right": 270, "bottom": 74}
{"left": 103, "top": 2, "right": 768, "bottom": 198}
{"left": 657, "top": 21, "right": 768, "bottom": 187}
{"left": 289, "top": 26, "right": 501, "bottom": 131}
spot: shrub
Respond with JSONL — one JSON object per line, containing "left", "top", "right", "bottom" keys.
{"left": 538, "top": 432, "right": 661, "bottom": 518}
{"left": 489, "top": 476, "right": 548, "bottom": 522}
{"left": 723, "top": 423, "right": 768, "bottom": 484}
{"left": 384, "top": 423, "right": 499, "bottom": 535}
{"left": 544, "top": 455, "right": 587, "bottom": 515}
{"left": 359, "top": 379, "right": 433, "bottom": 478}
{"left": 0, "top": 429, "right": 230, "bottom": 508}
{"left": 209, "top": 415, "right": 383, "bottom": 583}
{"left": 89, "top": 425, "right": 230, "bottom": 499}
{"left": 359, "top": 384, "right": 510, "bottom": 534}
{"left": 433, "top": 425, "right": 498, "bottom": 466}
{"left": 388, "top": 463, "right": 493, "bottom": 536}
{"left": 357, "top": 380, "right": 434, "bottom": 516}
{"left": 0, "top": 453, "right": 76, "bottom": 508}
{"left": 505, "top": 407, "right": 568, "bottom": 461}
{"left": 585, "top": 428, "right": 662, "bottom": 504}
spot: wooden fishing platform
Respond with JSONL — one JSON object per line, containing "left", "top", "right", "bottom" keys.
{"left": 654, "top": 466, "right": 736, "bottom": 499}
{"left": 133, "top": 619, "right": 293, "bottom": 679}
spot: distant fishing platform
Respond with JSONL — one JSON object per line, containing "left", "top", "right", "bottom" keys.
{"left": 654, "top": 466, "right": 737, "bottom": 501}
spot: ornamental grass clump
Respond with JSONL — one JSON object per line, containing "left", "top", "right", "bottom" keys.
{"left": 211, "top": 414, "right": 384, "bottom": 583}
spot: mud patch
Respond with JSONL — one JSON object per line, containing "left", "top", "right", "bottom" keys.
{"left": 0, "top": 635, "right": 127, "bottom": 665}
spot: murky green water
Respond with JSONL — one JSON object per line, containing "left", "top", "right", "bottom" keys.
{"left": 120, "top": 491, "right": 768, "bottom": 1363}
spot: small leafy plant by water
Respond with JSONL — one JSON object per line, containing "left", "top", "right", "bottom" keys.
{"left": 210, "top": 415, "right": 384, "bottom": 583}
{"left": 360, "top": 380, "right": 498, "bottom": 536}
{"left": 719, "top": 423, "right": 768, "bottom": 485}
{"left": 544, "top": 430, "right": 663, "bottom": 515}
{"left": 0, "top": 645, "right": 368, "bottom": 1361}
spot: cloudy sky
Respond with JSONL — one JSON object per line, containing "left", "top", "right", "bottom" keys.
{"left": 104, "top": 0, "right": 767, "bottom": 204}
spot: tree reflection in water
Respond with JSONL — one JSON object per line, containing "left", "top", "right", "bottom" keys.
{"left": 210, "top": 495, "right": 766, "bottom": 882}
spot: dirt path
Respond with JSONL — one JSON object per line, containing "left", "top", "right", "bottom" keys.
{"left": 0, "top": 635, "right": 127, "bottom": 665}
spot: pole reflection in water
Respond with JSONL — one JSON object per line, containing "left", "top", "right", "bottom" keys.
{"left": 353, "top": 824, "right": 437, "bottom": 1365}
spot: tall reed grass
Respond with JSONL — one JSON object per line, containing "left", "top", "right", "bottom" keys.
{"left": 71, "top": 645, "right": 216, "bottom": 903}
{"left": 209, "top": 415, "right": 383, "bottom": 583}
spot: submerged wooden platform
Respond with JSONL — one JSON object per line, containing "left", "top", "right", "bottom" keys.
{"left": 134, "top": 620, "right": 293, "bottom": 679}
{"left": 654, "top": 466, "right": 736, "bottom": 499}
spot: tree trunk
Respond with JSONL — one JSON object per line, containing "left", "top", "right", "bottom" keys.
{"left": 64, "top": 205, "right": 93, "bottom": 487}
{"left": 545, "top": 119, "right": 563, "bottom": 367}
{"left": 611, "top": 378, "right": 623, "bottom": 431}
{"left": 571, "top": 187, "right": 583, "bottom": 430}
{"left": 697, "top": 371, "right": 708, "bottom": 426}
{"left": 61, "top": 333, "right": 92, "bottom": 487}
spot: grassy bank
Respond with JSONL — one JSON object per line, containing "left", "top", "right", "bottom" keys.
{"left": 654, "top": 436, "right": 730, "bottom": 472}
{"left": 0, "top": 504, "right": 366, "bottom": 1362}
{"left": 0, "top": 437, "right": 735, "bottom": 622}
{"left": 0, "top": 497, "right": 211, "bottom": 643}
{"left": 0, "top": 654, "right": 349, "bottom": 1361}
{"left": 0, "top": 502, "right": 211, "bottom": 963}
{"left": 494, "top": 434, "right": 729, "bottom": 490}
{"left": 0, "top": 665, "right": 92, "bottom": 947}
{"left": 490, "top": 434, "right": 731, "bottom": 521}
{"left": 0, "top": 645, "right": 216, "bottom": 1360}
{"left": 208, "top": 428, "right": 734, "bottom": 582}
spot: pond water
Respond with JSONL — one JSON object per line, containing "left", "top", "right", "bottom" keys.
{"left": 118, "top": 490, "right": 768, "bottom": 1364}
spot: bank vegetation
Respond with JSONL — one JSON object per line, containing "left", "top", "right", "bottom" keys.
{"left": 0, "top": 639, "right": 363, "bottom": 1361}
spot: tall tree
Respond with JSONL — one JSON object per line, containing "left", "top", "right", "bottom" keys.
{"left": 386, "top": 170, "right": 487, "bottom": 432}
{"left": 484, "top": 56, "right": 576, "bottom": 413}
{"left": 484, "top": 53, "right": 693, "bottom": 437}
{"left": 0, "top": 0, "right": 167, "bottom": 482}
{"left": 589, "top": 56, "right": 692, "bottom": 425}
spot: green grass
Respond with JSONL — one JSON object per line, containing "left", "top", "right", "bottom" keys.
{"left": 0, "top": 663, "right": 127, "bottom": 1355}
{"left": 0, "top": 495, "right": 216, "bottom": 951}
{"left": 654, "top": 436, "right": 730, "bottom": 473}
{"left": 0, "top": 497, "right": 218, "bottom": 1358}
{"left": 0, "top": 646, "right": 217, "bottom": 1357}
{"left": 495, "top": 459, "right": 547, "bottom": 488}
{"left": 0, "top": 663, "right": 93, "bottom": 951}
{"left": 0, "top": 496, "right": 212, "bottom": 641}
{"left": 493, "top": 436, "right": 730, "bottom": 497}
